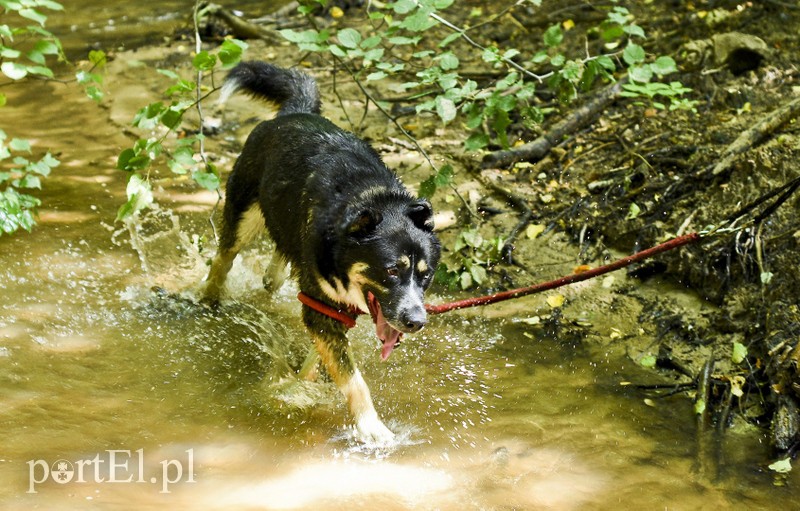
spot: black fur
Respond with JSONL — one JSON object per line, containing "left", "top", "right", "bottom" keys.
{"left": 204, "top": 61, "right": 441, "bottom": 443}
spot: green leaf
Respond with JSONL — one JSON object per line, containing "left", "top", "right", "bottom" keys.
{"left": 530, "top": 50, "right": 549, "bottom": 64}
{"left": 1, "top": 47, "right": 21, "bottom": 59}
{"left": 439, "top": 32, "right": 461, "bottom": 48}
{"left": 85, "top": 85, "right": 103, "bottom": 101}
{"left": 639, "top": 355, "right": 657, "bottom": 368}
{"left": 470, "top": 264, "right": 487, "bottom": 285}
{"left": 36, "top": 0, "right": 64, "bottom": 11}
{"left": 218, "top": 39, "right": 247, "bottom": 68}
{"left": 595, "top": 55, "right": 617, "bottom": 72}
{"left": 435, "top": 164, "right": 454, "bottom": 187}
{"left": 437, "top": 51, "right": 459, "bottom": 70}
{"left": 626, "top": 202, "right": 641, "bottom": 220}
{"left": 401, "top": 8, "right": 436, "bottom": 32}
{"left": 116, "top": 174, "right": 153, "bottom": 221}
{"left": 279, "top": 28, "right": 328, "bottom": 45}
{"left": 651, "top": 56, "right": 677, "bottom": 76}
{"left": 623, "top": 24, "right": 646, "bottom": 39}
{"left": 388, "top": 36, "right": 420, "bottom": 46}
{"left": 622, "top": 43, "right": 646, "bottom": 66}
{"left": 435, "top": 96, "right": 456, "bottom": 124}
{"left": 543, "top": 24, "right": 563, "bottom": 47}
{"left": 133, "top": 102, "right": 165, "bottom": 129}
{"left": 732, "top": 341, "right": 747, "bottom": 364}
{"left": 192, "top": 168, "right": 219, "bottom": 191}
{"left": 628, "top": 64, "right": 653, "bottom": 83}
{"left": 88, "top": 49, "right": 106, "bottom": 67}
{"left": 40, "top": 152, "right": 59, "bottom": 168}
{"left": 25, "top": 65, "right": 53, "bottom": 78}
{"left": 768, "top": 458, "right": 792, "bottom": 474}
{"left": 9, "top": 138, "right": 31, "bottom": 152}
{"left": 363, "top": 47, "right": 384, "bottom": 62}
{"left": 17, "top": 174, "right": 41, "bottom": 189}
{"left": 392, "top": 0, "right": 416, "bottom": 14}
{"left": 464, "top": 132, "right": 489, "bottom": 152}
{"left": 192, "top": 50, "right": 216, "bottom": 71}
{"left": 34, "top": 39, "right": 60, "bottom": 55}
{"left": 360, "top": 35, "right": 381, "bottom": 49}
{"left": 0, "top": 93, "right": 6, "bottom": 107}
{"left": 1, "top": 61, "right": 27, "bottom": 80}
{"left": 366, "top": 71, "right": 387, "bottom": 81}
{"left": 18, "top": 8, "right": 48, "bottom": 26}
{"left": 160, "top": 106, "right": 183, "bottom": 130}
{"left": 337, "top": 28, "right": 361, "bottom": 49}
{"left": 26, "top": 49, "right": 45, "bottom": 65}
{"left": 418, "top": 176, "right": 437, "bottom": 199}
{"left": 459, "top": 271, "right": 473, "bottom": 290}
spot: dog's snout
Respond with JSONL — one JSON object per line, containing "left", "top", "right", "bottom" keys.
{"left": 401, "top": 310, "right": 427, "bottom": 333}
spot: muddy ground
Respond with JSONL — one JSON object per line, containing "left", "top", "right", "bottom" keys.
{"left": 105, "top": 0, "right": 800, "bottom": 462}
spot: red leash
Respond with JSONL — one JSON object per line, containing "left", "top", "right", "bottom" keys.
{"left": 297, "top": 233, "right": 702, "bottom": 326}
{"left": 425, "top": 231, "right": 702, "bottom": 315}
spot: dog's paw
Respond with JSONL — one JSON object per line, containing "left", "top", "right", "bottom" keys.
{"left": 355, "top": 413, "right": 395, "bottom": 446}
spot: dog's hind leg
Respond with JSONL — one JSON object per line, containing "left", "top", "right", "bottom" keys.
{"left": 303, "top": 308, "right": 394, "bottom": 445}
{"left": 203, "top": 202, "right": 266, "bottom": 303}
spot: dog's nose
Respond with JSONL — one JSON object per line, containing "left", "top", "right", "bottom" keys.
{"left": 401, "top": 310, "right": 426, "bottom": 333}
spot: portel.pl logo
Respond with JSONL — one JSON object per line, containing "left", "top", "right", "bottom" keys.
{"left": 27, "top": 449, "right": 195, "bottom": 494}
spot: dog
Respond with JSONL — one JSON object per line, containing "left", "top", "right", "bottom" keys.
{"left": 202, "top": 61, "right": 441, "bottom": 444}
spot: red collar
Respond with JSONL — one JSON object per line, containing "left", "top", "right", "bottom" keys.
{"left": 297, "top": 292, "right": 365, "bottom": 329}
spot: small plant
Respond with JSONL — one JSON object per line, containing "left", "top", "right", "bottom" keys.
{"left": 115, "top": 37, "right": 247, "bottom": 221}
{"left": 279, "top": 1, "right": 695, "bottom": 158}
{"left": 436, "top": 226, "right": 504, "bottom": 290}
{"left": 0, "top": 0, "right": 103, "bottom": 235}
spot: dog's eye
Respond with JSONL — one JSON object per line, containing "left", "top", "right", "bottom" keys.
{"left": 386, "top": 267, "right": 400, "bottom": 278}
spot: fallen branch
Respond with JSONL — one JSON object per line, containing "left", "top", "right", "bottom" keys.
{"left": 201, "top": 3, "right": 280, "bottom": 41}
{"left": 482, "top": 80, "right": 624, "bottom": 169}
{"left": 708, "top": 96, "right": 800, "bottom": 177}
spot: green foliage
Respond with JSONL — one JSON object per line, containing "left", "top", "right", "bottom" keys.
{"left": 280, "top": 0, "right": 695, "bottom": 169}
{"left": 0, "top": 0, "right": 90, "bottom": 235}
{"left": 435, "top": 226, "right": 504, "bottom": 290}
{"left": 732, "top": 341, "right": 747, "bottom": 364}
{"left": 418, "top": 164, "right": 453, "bottom": 199}
{"left": 115, "top": 39, "right": 247, "bottom": 221}
{"left": 0, "top": 127, "right": 60, "bottom": 234}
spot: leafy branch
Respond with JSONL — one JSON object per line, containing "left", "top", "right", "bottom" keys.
{"left": 115, "top": 33, "right": 247, "bottom": 222}
{"left": 1, "top": 0, "right": 105, "bottom": 235}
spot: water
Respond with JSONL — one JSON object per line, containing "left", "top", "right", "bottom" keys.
{"left": 1, "top": 3, "right": 798, "bottom": 509}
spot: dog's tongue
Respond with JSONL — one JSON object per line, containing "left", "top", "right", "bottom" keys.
{"left": 367, "top": 292, "right": 403, "bottom": 361}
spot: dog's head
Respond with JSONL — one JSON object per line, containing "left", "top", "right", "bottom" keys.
{"left": 332, "top": 197, "right": 440, "bottom": 360}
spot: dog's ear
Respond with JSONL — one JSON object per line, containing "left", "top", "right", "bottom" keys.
{"left": 407, "top": 199, "right": 435, "bottom": 232}
{"left": 341, "top": 207, "right": 383, "bottom": 237}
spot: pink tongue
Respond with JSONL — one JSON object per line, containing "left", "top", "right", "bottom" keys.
{"left": 367, "top": 292, "right": 403, "bottom": 361}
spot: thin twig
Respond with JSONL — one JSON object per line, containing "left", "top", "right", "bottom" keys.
{"left": 194, "top": 0, "right": 222, "bottom": 242}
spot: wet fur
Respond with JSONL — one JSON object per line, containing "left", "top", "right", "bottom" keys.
{"left": 203, "top": 61, "right": 440, "bottom": 443}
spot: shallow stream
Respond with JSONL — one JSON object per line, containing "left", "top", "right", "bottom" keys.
{"left": 1, "top": 2, "right": 798, "bottom": 509}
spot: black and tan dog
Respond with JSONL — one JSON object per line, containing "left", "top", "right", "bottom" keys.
{"left": 203, "top": 61, "right": 440, "bottom": 443}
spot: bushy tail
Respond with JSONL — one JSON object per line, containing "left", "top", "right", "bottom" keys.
{"left": 220, "top": 61, "right": 321, "bottom": 116}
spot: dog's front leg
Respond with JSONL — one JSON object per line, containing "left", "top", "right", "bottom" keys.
{"left": 304, "top": 309, "right": 394, "bottom": 444}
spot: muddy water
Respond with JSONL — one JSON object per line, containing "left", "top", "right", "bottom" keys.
{"left": 1, "top": 3, "right": 798, "bottom": 510}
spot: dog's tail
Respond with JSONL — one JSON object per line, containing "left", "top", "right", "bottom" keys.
{"left": 220, "top": 61, "right": 321, "bottom": 116}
